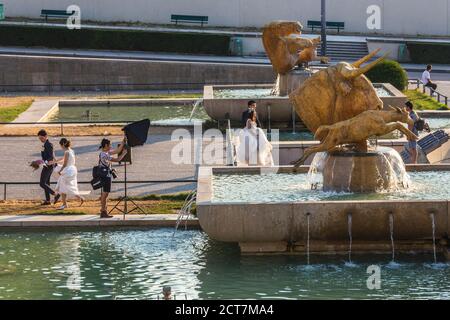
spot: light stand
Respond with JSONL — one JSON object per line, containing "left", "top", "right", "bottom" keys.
{"left": 108, "top": 142, "right": 147, "bottom": 219}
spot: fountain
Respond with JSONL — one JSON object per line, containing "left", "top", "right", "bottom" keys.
{"left": 202, "top": 21, "right": 406, "bottom": 128}
{"left": 389, "top": 213, "right": 395, "bottom": 262}
{"left": 196, "top": 20, "right": 450, "bottom": 259}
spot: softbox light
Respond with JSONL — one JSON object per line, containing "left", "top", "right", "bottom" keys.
{"left": 122, "top": 119, "right": 150, "bottom": 147}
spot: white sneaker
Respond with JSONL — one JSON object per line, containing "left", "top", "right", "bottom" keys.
{"left": 57, "top": 205, "right": 67, "bottom": 210}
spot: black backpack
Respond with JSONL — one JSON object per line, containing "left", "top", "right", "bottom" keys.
{"left": 414, "top": 118, "right": 425, "bottom": 131}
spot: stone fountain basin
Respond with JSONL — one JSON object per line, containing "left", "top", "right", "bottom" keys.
{"left": 197, "top": 165, "right": 450, "bottom": 255}
{"left": 203, "top": 83, "right": 406, "bottom": 125}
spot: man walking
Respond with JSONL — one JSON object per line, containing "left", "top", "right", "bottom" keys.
{"left": 422, "top": 65, "right": 438, "bottom": 91}
{"left": 37, "top": 129, "right": 59, "bottom": 205}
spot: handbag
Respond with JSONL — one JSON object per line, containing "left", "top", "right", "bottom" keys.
{"left": 92, "top": 154, "right": 109, "bottom": 179}
{"left": 90, "top": 176, "right": 104, "bottom": 190}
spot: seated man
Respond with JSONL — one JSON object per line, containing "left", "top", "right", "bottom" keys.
{"left": 422, "top": 65, "right": 438, "bottom": 91}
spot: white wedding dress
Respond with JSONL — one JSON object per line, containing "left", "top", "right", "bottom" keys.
{"left": 235, "top": 121, "right": 274, "bottom": 166}
{"left": 55, "top": 149, "right": 80, "bottom": 196}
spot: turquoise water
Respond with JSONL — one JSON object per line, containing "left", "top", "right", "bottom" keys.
{"left": 427, "top": 118, "right": 450, "bottom": 130}
{"left": 214, "top": 86, "right": 393, "bottom": 99}
{"left": 271, "top": 131, "right": 314, "bottom": 141}
{"left": 47, "top": 104, "right": 210, "bottom": 124}
{"left": 212, "top": 171, "right": 450, "bottom": 203}
{"left": 0, "top": 228, "right": 449, "bottom": 300}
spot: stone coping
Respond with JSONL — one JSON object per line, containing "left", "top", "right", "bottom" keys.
{"left": 58, "top": 98, "right": 198, "bottom": 107}
{"left": 418, "top": 110, "right": 450, "bottom": 118}
{"left": 0, "top": 214, "right": 199, "bottom": 229}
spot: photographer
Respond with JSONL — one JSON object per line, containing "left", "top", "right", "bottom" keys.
{"left": 98, "top": 137, "right": 127, "bottom": 218}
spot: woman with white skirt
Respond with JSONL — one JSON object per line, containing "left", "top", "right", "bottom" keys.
{"left": 54, "top": 138, "right": 84, "bottom": 210}
{"left": 235, "top": 110, "right": 274, "bottom": 166}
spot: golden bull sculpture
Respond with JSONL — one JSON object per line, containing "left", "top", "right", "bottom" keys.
{"left": 288, "top": 48, "right": 417, "bottom": 167}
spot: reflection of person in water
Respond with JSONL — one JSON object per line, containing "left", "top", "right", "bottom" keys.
{"left": 162, "top": 286, "right": 172, "bottom": 300}
{"left": 235, "top": 110, "right": 274, "bottom": 166}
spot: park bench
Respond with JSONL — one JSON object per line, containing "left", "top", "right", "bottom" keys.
{"left": 307, "top": 20, "right": 345, "bottom": 33}
{"left": 40, "top": 9, "right": 74, "bottom": 22}
{"left": 171, "top": 14, "right": 208, "bottom": 27}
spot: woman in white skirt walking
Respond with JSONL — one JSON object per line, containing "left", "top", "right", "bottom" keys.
{"left": 54, "top": 138, "right": 84, "bottom": 210}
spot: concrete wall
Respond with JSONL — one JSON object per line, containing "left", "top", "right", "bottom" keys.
{"left": 3, "top": 0, "right": 450, "bottom": 36}
{"left": 0, "top": 55, "right": 276, "bottom": 92}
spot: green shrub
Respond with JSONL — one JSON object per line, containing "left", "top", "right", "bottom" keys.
{"left": 0, "top": 25, "right": 231, "bottom": 55}
{"left": 365, "top": 59, "right": 408, "bottom": 91}
{"left": 407, "top": 42, "right": 450, "bottom": 64}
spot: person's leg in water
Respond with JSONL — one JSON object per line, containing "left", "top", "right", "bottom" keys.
{"left": 408, "top": 141, "right": 418, "bottom": 164}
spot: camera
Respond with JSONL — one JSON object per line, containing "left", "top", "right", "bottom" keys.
{"left": 110, "top": 168, "right": 118, "bottom": 179}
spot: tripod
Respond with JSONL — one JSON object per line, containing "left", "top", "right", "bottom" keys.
{"left": 109, "top": 147, "right": 146, "bottom": 219}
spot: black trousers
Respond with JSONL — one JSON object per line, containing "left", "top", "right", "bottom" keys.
{"left": 40, "top": 165, "right": 55, "bottom": 201}
{"left": 425, "top": 82, "right": 438, "bottom": 91}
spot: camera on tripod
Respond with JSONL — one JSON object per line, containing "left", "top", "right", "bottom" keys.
{"left": 109, "top": 119, "right": 150, "bottom": 218}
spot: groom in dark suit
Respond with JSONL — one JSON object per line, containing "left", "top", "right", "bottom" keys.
{"left": 37, "top": 129, "right": 59, "bottom": 205}
{"left": 241, "top": 100, "right": 262, "bottom": 128}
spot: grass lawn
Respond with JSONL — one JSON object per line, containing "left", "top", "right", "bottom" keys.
{"left": 0, "top": 97, "right": 34, "bottom": 122}
{"left": 0, "top": 193, "right": 193, "bottom": 216}
{"left": 403, "top": 90, "right": 448, "bottom": 110}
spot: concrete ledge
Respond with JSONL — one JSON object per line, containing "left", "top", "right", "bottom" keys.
{"left": 0, "top": 214, "right": 200, "bottom": 229}
{"left": 197, "top": 165, "right": 450, "bottom": 254}
{"left": 58, "top": 98, "right": 197, "bottom": 107}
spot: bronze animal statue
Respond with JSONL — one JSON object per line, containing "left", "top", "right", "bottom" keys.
{"left": 262, "top": 21, "right": 328, "bottom": 75}
{"left": 289, "top": 49, "right": 387, "bottom": 133}
{"left": 292, "top": 106, "right": 419, "bottom": 167}
{"left": 280, "top": 34, "right": 329, "bottom": 67}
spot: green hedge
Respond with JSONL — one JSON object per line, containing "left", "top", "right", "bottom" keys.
{"left": 0, "top": 25, "right": 231, "bottom": 55}
{"left": 365, "top": 59, "right": 408, "bottom": 91}
{"left": 407, "top": 42, "right": 450, "bottom": 64}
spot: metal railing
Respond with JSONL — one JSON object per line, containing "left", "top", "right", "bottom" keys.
{"left": 0, "top": 120, "right": 140, "bottom": 135}
{"left": 408, "top": 78, "right": 448, "bottom": 106}
{"left": 0, "top": 179, "right": 197, "bottom": 201}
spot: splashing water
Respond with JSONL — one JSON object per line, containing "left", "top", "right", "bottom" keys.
{"left": 389, "top": 213, "right": 395, "bottom": 262}
{"left": 348, "top": 213, "right": 352, "bottom": 264}
{"left": 306, "top": 213, "right": 310, "bottom": 265}
{"left": 307, "top": 152, "right": 328, "bottom": 189}
{"left": 306, "top": 147, "right": 410, "bottom": 192}
{"left": 430, "top": 213, "right": 437, "bottom": 264}
{"left": 378, "top": 146, "right": 411, "bottom": 190}
{"left": 189, "top": 99, "right": 203, "bottom": 122}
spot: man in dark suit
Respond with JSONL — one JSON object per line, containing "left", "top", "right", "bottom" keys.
{"left": 37, "top": 129, "right": 59, "bottom": 205}
{"left": 241, "top": 100, "right": 262, "bottom": 128}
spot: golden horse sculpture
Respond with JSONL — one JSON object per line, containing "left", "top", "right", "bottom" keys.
{"left": 292, "top": 106, "right": 419, "bottom": 167}
{"left": 262, "top": 21, "right": 329, "bottom": 75}
{"left": 290, "top": 48, "right": 388, "bottom": 133}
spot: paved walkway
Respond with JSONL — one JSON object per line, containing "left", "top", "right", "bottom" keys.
{"left": 0, "top": 135, "right": 203, "bottom": 200}
{"left": 0, "top": 213, "right": 199, "bottom": 228}
{"left": 12, "top": 98, "right": 59, "bottom": 123}
{"left": 1, "top": 46, "right": 450, "bottom": 77}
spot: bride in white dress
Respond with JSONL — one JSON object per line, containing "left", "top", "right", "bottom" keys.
{"left": 235, "top": 110, "right": 274, "bottom": 166}
{"left": 54, "top": 138, "right": 84, "bottom": 210}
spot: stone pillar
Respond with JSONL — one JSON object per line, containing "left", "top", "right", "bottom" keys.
{"left": 275, "top": 68, "right": 312, "bottom": 96}
{"left": 322, "top": 151, "right": 395, "bottom": 193}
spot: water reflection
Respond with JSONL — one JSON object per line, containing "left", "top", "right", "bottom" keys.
{"left": 1, "top": 229, "right": 449, "bottom": 300}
